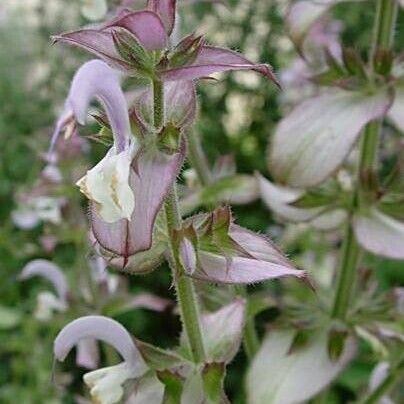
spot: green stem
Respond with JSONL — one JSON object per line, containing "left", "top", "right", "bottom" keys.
{"left": 331, "top": 0, "right": 397, "bottom": 320}
{"left": 331, "top": 222, "right": 361, "bottom": 320}
{"left": 188, "top": 130, "right": 213, "bottom": 186}
{"left": 235, "top": 285, "right": 260, "bottom": 359}
{"left": 358, "top": 120, "right": 381, "bottom": 192}
{"left": 243, "top": 317, "right": 260, "bottom": 359}
{"left": 188, "top": 131, "right": 260, "bottom": 358}
{"left": 152, "top": 78, "right": 206, "bottom": 363}
{"left": 152, "top": 78, "right": 164, "bottom": 129}
{"left": 371, "top": 0, "right": 398, "bottom": 59}
{"left": 165, "top": 187, "right": 207, "bottom": 363}
{"left": 360, "top": 360, "right": 404, "bottom": 404}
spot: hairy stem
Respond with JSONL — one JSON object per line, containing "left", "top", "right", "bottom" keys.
{"left": 188, "top": 128, "right": 261, "bottom": 358}
{"left": 165, "top": 188, "right": 206, "bottom": 363}
{"left": 188, "top": 131, "right": 260, "bottom": 358}
{"left": 152, "top": 78, "right": 164, "bottom": 129}
{"left": 331, "top": 220, "right": 361, "bottom": 319}
{"left": 153, "top": 79, "right": 206, "bottom": 363}
{"left": 188, "top": 130, "right": 213, "bottom": 186}
{"left": 331, "top": 0, "right": 397, "bottom": 320}
{"left": 234, "top": 285, "right": 260, "bottom": 359}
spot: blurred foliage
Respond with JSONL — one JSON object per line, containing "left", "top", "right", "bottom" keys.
{"left": 0, "top": 0, "right": 403, "bottom": 403}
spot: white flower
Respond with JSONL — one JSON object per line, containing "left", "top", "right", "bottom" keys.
{"left": 12, "top": 196, "right": 64, "bottom": 229}
{"left": 83, "top": 362, "right": 134, "bottom": 404}
{"left": 77, "top": 146, "right": 135, "bottom": 223}
{"left": 54, "top": 316, "right": 148, "bottom": 404}
{"left": 35, "top": 291, "right": 67, "bottom": 322}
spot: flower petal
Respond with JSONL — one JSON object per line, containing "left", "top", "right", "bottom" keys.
{"left": 54, "top": 315, "right": 144, "bottom": 369}
{"left": 310, "top": 209, "right": 347, "bottom": 230}
{"left": 91, "top": 141, "right": 186, "bottom": 258}
{"left": 179, "top": 238, "right": 197, "bottom": 275}
{"left": 195, "top": 252, "right": 306, "bottom": 285}
{"left": 35, "top": 291, "right": 67, "bottom": 321}
{"left": 201, "top": 299, "right": 246, "bottom": 363}
{"left": 128, "top": 293, "right": 173, "bottom": 312}
{"left": 161, "top": 45, "right": 279, "bottom": 85}
{"left": 104, "top": 10, "right": 168, "bottom": 50}
{"left": 187, "top": 208, "right": 306, "bottom": 285}
{"left": 84, "top": 362, "right": 137, "bottom": 404}
{"left": 78, "top": 146, "right": 135, "bottom": 222}
{"left": 247, "top": 330, "right": 357, "bottom": 404}
{"left": 51, "top": 60, "right": 131, "bottom": 153}
{"left": 269, "top": 88, "right": 392, "bottom": 187}
{"left": 353, "top": 208, "right": 404, "bottom": 259}
{"left": 147, "top": 0, "right": 176, "bottom": 35}
{"left": 19, "top": 259, "right": 69, "bottom": 304}
{"left": 257, "top": 174, "right": 323, "bottom": 222}
{"left": 76, "top": 338, "right": 100, "bottom": 370}
{"left": 286, "top": 0, "right": 334, "bottom": 52}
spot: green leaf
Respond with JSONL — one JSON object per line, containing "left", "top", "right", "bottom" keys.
{"left": 291, "top": 187, "right": 339, "bottom": 209}
{"left": 328, "top": 329, "right": 348, "bottom": 361}
{"left": 202, "top": 362, "right": 226, "bottom": 403}
{"left": 157, "top": 370, "right": 184, "bottom": 404}
{"left": 342, "top": 48, "right": 367, "bottom": 79}
{"left": 111, "top": 28, "right": 154, "bottom": 76}
{"left": 135, "top": 339, "right": 188, "bottom": 370}
{"left": 159, "top": 124, "right": 181, "bottom": 154}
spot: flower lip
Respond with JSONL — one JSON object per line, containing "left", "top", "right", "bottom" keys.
{"left": 54, "top": 315, "right": 141, "bottom": 368}
{"left": 49, "top": 59, "right": 131, "bottom": 155}
{"left": 19, "top": 259, "right": 69, "bottom": 304}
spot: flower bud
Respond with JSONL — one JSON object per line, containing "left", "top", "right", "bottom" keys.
{"left": 179, "top": 237, "right": 197, "bottom": 275}
{"left": 111, "top": 28, "right": 154, "bottom": 77}
{"left": 169, "top": 33, "right": 205, "bottom": 67}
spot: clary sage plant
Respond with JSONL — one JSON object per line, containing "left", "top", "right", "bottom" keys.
{"left": 48, "top": 1, "right": 307, "bottom": 402}
{"left": 16, "top": 0, "right": 403, "bottom": 403}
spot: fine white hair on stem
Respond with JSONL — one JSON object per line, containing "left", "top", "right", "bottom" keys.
{"left": 54, "top": 316, "right": 140, "bottom": 368}
{"left": 19, "top": 259, "right": 69, "bottom": 304}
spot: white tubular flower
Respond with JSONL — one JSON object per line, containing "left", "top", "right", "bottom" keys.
{"left": 83, "top": 362, "right": 134, "bottom": 404}
{"left": 50, "top": 60, "right": 136, "bottom": 223}
{"left": 77, "top": 146, "right": 135, "bottom": 223}
{"left": 54, "top": 316, "right": 148, "bottom": 404}
{"left": 19, "top": 259, "right": 69, "bottom": 321}
{"left": 35, "top": 291, "right": 67, "bottom": 321}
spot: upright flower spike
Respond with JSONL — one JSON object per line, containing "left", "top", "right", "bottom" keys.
{"left": 179, "top": 206, "right": 307, "bottom": 285}
{"left": 54, "top": 316, "right": 148, "bottom": 404}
